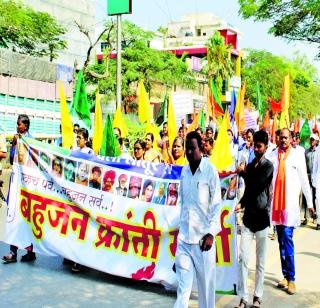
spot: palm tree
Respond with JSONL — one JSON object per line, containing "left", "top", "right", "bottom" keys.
{"left": 205, "top": 31, "right": 234, "bottom": 94}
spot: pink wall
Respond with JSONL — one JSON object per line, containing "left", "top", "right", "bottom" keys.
{"left": 0, "top": 75, "right": 73, "bottom": 101}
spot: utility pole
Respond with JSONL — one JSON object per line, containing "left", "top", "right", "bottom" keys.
{"left": 107, "top": 0, "right": 132, "bottom": 109}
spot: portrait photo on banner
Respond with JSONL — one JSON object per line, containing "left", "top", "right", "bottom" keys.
{"left": 64, "top": 159, "right": 76, "bottom": 182}
{"left": 152, "top": 182, "right": 168, "bottom": 205}
{"left": 102, "top": 169, "right": 116, "bottom": 193}
{"left": 89, "top": 165, "right": 102, "bottom": 190}
{"left": 115, "top": 173, "right": 128, "bottom": 197}
{"left": 166, "top": 183, "right": 179, "bottom": 206}
{"left": 140, "top": 179, "right": 155, "bottom": 203}
{"left": 52, "top": 155, "right": 64, "bottom": 178}
{"left": 128, "top": 176, "right": 142, "bottom": 200}
{"left": 39, "top": 151, "right": 51, "bottom": 172}
{"left": 76, "top": 161, "right": 89, "bottom": 186}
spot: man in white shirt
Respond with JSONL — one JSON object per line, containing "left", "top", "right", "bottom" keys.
{"left": 268, "top": 128, "right": 314, "bottom": 295}
{"left": 174, "top": 131, "right": 221, "bottom": 308}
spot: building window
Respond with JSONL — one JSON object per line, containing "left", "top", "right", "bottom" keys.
{"left": 202, "top": 32, "right": 206, "bottom": 36}
{"left": 196, "top": 29, "right": 201, "bottom": 36}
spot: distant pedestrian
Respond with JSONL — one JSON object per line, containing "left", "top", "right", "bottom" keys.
{"left": 301, "top": 134, "right": 318, "bottom": 225}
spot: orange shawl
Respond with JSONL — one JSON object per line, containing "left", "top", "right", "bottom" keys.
{"left": 272, "top": 147, "right": 290, "bottom": 223}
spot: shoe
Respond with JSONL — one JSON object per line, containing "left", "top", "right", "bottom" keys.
{"left": 277, "top": 278, "right": 288, "bottom": 288}
{"left": 287, "top": 281, "right": 296, "bottom": 295}
{"left": 71, "top": 263, "right": 82, "bottom": 273}
{"left": 21, "top": 252, "right": 36, "bottom": 262}
{"left": 316, "top": 224, "right": 320, "bottom": 230}
{"left": 235, "top": 298, "right": 247, "bottom": 308}
{"left": 301, "top": 218, "right": 307, "bottom": 225}
{"left": 2, "top": 252, "right": 17, "bottom": 264}
{"left": 253, "top": 296, "right": 261, "bottom": 307}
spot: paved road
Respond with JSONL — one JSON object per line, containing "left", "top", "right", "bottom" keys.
{"left": 1, "top": 169, "right": 320, "bottom": 307}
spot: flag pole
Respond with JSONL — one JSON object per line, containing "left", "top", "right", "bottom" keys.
{"left": 116, "top": 14, "right": 122, "bottom": 108}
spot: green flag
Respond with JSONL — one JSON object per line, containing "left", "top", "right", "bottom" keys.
{"left": 300, "top": 119, "right": 311, "bottom": 149}
{"left": 155, "top": 93, "right": 168, "bottom": 126}
{"left": 199, "top": 109, "right": 206, "bottom": 132}
{"left": 72, "top": 70, "right": 91, "bottom": 128}
{"left": 256, "top": 81, "right": 263, "bottom": 122}
{"left": 211, "top": 79, "right": 223, "bottom": 111}
{"left": 100, "top": 114, "right": 120, "bottom": 157}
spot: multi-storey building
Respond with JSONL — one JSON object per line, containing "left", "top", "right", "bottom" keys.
{"left": 154, "top": 13, "right": 242, "bottom": 123}
{"left": 23, "top": 0, "right": 96, "bottom": 67}
{"left": 1, "top": 0, "right": 97, "bottom": 136}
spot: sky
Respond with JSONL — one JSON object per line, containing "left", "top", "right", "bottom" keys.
{"left": 96, "top": 0, "right": 320, "bottom": 73}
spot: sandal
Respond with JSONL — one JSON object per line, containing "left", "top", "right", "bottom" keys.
{"left": 21, "top": 252, "right": 36, "bottom": 262}
{"left": 2, "top": 252, "right": 17, "bottom": 264}
{"left": 253, "top": 296, "right": 261, "bottom": 308}
{"left": 235, "top": 298, "right": 247, "bottom": 308}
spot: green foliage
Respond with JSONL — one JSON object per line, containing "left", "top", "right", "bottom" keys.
{"left": 0, "top": 0, "right": 67, "bottom": 60}
{"left": 238, "top": 0, "right": 320, "bottom": 57}
{"left": 242, "top": 49, "right": 320, "bottom": 119}
{"left": 202, "top": 31, "right": 234, "bottom": 93}
{"left": 85, "top": 20, "right": 196, "bottom": 104}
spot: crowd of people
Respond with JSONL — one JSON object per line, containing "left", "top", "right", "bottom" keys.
{"left": 1, "top": 113, "right": 320, "bottom": 308}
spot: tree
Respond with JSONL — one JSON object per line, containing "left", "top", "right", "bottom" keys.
{"left": 202, "top": 31, "right": 234, "bottom": 93}
{"left": 238, "top": 0, "right": 320, "bottom": 57}
{"left": 242, "top": 49, "right": 320, "bottom": 119}
{"left": 0, "top": 0, "right": 67, "bottom": 61}
{"left": 85, "top": 20, "right": 197, "bottom": 112}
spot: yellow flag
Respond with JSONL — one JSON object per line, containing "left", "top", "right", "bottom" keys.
{"left": 167, "top": 95, "right": 177, "bottom": 148}
{"left": 113, "top": 105, "right": 128, "bottom": 137}
{"left": 92, "top": 92, "right": 103, "bottom": 154}
{"left": 235, "top": 82, "right": 246, "bottom": 133}
{"left": 138, "top": 80, "right": 152, "bottom": 123}
{"left": 59, "top": 81, "right": 73, "bottom": 149}
{"left": 211, "top": 109, "right": 234, "bottom": 172}
{"left": 187, "top": 108, "right": 202, "bottom": 133}
{"left": 279, "top": 109, "right": 290, "bottom": 129}
{"left": 282, "top": 74, "right": 290, "bottom": 110}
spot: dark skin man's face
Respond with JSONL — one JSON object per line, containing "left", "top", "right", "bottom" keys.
{"left": 186, "top": 138, "right": 202, "bottom": 164}
{"left": 254, "top": 141, "right": 267, "bottom": 159}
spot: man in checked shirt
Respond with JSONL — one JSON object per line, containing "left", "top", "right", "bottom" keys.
{"left": 174, "top": 131, "right": 222, "bottom": 308}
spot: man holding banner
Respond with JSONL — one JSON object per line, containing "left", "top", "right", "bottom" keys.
{"left": 174, "top": 131, "right": 221, "bottom": 308}
{"left": 3, "top": 114, "right": 36, "bottom": 263}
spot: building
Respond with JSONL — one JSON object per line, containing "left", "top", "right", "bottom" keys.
{"left": 152, "top": 13, "right": 242, "bottom": 124}
{"left": 0, "top": 1, "right": 98, "bottom": 136}
{"left": 23, "top": 0, "right": 96, "bottom": 67}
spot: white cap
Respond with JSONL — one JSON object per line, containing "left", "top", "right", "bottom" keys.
{"left": 310, "top": 133, "right": 319, "bottom": 141}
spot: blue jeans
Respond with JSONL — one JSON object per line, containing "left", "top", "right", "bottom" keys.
{"left": 276, "top": 225, "right": 295, "bottom": 281}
